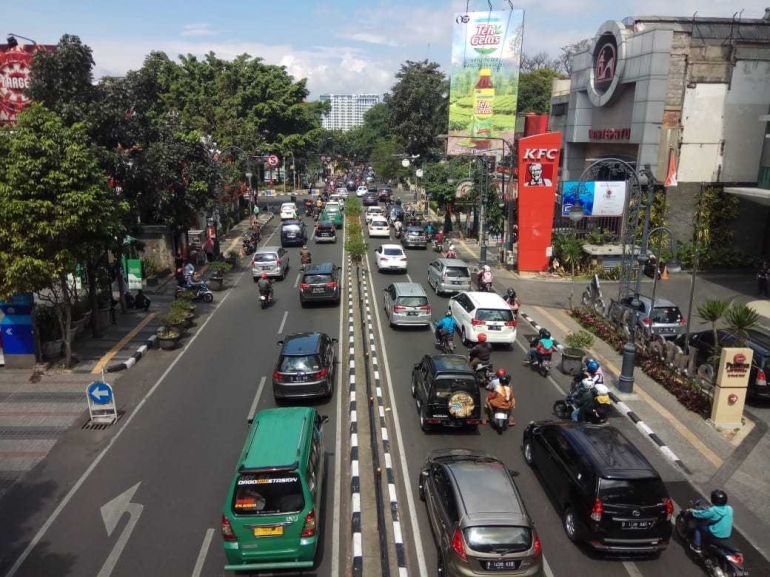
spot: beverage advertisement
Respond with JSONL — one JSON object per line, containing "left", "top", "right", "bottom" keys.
{"left": 447, "top": 9, "right": 524, "bottom": 156}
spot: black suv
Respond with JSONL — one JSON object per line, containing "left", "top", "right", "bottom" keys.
{"left": 273, "top": 332, "right": 337, "bottom": 399}
{"left": 299, "top": 263, "right": 341, "bottom": 306}
{"left": 314, "top": 221, "right": 337, "bottom": 244}
{"left": 362, "top": 192, "right": 378, "bottom": 206}
{"left": 280, "top": 219, "right": 307, "bottom": 247}
{"left": 411, "top": 355, "right": 482, "bottom": 432}
{"left": 522, "top": 422, "right": 673, "bottom": 555}
{"left": 676, "top": 328, "right": 770, "bottom": 400}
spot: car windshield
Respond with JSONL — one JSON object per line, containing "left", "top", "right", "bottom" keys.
{"left": 476, "top": 308, "right": 514, "bottom": 322}
{"left": 303, "top": 274, "right": 333, "bottom": 285}
{"left": 445, "top": 266, "right": 469, "bottom": 278}
{"left": 254, "top": 253, "right": 277, "bottom": 262}
{"left": 383, "top": 248, "right": 403, "bottom": 256}
{"left": 651, "top": 306, "right": 683, "bottom": 324}
{"left": 464, "top": 526, "right": 532, "bottom": 554}
{"left": 598, "top": 478, "right": 668, "bottom": 506}
{"left": 232, "top": 472, "right": 305, "bottom": 516}
{"left": 397, "top": 296, "right": 427, "bottom": 307}
{"left": 283, "top": 225, "right": 300, "bottom": 232}
{"left": 279, "top": 354, "right": 322, "bottom": 372}
{"left": 406, "top": 228, "right": 424, "bottom": 234}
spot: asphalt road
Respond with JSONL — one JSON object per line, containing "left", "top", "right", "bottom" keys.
{"left": 0, "top": 208, "right": 347, "bottom": 577}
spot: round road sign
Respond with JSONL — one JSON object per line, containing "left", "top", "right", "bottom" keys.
{"left": 267, "top": 154, "right": 280, "bottom": 168}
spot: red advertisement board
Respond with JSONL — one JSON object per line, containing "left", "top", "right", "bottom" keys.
{"left": 517, "top": 132, "right": 562, "bottom": 272}
{"left": 0, "top": 43, "right": 54, "bottom": 125}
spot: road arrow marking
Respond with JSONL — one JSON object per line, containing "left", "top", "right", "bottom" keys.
{"left": 97, "top": 482, "right": 143, "bottom": 577}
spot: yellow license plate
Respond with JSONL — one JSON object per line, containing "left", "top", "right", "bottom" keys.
{"left": 254, "top": 526, "right": 283, "bottom": 537}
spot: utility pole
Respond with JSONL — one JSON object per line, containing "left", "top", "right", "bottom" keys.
{"left": 478, "top": 156, "right": 488, "bottom": 266}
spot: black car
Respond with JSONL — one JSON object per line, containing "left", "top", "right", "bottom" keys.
{"left": 346, "top": 180, "right": 356, "bottom": 192}
{"left": 273, "top": 332, "right": 337, "bottom": 399}
{"left": 362, "top": 192, "right": 378, "bottom": 206}
{"left": 367, "top": 182, "right": 377, "bottom": 192}
{"left": 378, "top": 188, "right": 393, "bottom": 203}
{"left": 280, "top": 220, "right": 307, "bottom": 247}
{"left": 675, "top": 328, "right": 770, "bottom": 400}
{"left": 522, "top": 422, "right": 673, "bottom": 555}
{"left": 314, "top": 221, "right": 337, "bottom": 243}
{"left": 411, "top": 355, "right": 482, "bottom": 431}
{"left": 299, "top": 262, "right": 341, "bottom": 306}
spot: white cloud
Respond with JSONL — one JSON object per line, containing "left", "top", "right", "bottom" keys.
{"left": 180, "top": 23, "right": 218, "bottom": 37}
{"left": 336, "top": 31, "right": 401, "bottom": 47}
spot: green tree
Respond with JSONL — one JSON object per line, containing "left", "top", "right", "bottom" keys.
{"left": 517, "top": 68, "right": 560, "bottom": 114}
{"left": 697, "top": 298, "right": 730, "bottom": 352}
{"left": 385, "top": 60, "right": 448, "bottom": 159}
{"left": 724, "top": 304, "right": 760, "bottom": 346}
{"left": 0, "top": 105, "right": 127, "bottom": 366}
{"left": 371, "top": 137, "right": 410, "bottom": 181}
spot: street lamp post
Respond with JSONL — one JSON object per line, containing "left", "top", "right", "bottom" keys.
{"left": 568, "top": 203, "right": 586, "bottom": 310}
{"left": 648, "top": 227, "right": 682, "bottom": 313}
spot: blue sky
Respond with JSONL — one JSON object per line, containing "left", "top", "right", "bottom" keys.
{"left": 6, "top": 0, "right": 766, "bottom": 98}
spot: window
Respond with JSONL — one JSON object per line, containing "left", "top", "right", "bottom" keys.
{"left": 432, "top": 466, "right": 458, "bottom": 523}
{"left": 476, "top": 308, "right": 514, "bottom": 322}
{"left": 445, "top": 266, "right": 470, "bottom": 278}
{"left": 396, "top": 296, "right": 428, "bottom": 307}
{"left": 464, "top": 526, "right": 532, "bottom": 554}
{"left": 383, "top": 248, "right": 403, "bottom": 256}
{"left": 598, "top": 478, "right": 668, "bottom": 506}
{"left": 651, "top": 306, "right": 683, "bottom": 323}
{"left": 279, "top": 354, "right": 322, "bottom": 372}
{"left": 552, "top": 103, "right": 567, "bottom": 116}
{"left": 307, "top": 440, "right": 320, "bottom": 495}
{"left": 254, "top": 253, "right": 277, "bottom": 263}
{"left": 303, "top": 274, "right": 333, "bottom": 285}
{"left": 232, "top": 472, "right": 305, "bottom": 515}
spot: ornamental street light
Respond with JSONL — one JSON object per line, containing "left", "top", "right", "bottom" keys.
{"left": 647, "top": 227, "right": 681, "bottom": 316}
{"left": 6, "top": 33, "right": 38, "bottom": 47}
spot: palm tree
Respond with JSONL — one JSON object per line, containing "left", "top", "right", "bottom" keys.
{"left": 696, "top": 298, "right": 729, "bottom": 349}
{"left": 724, "top": 304, "right": 761, "bottom": 347}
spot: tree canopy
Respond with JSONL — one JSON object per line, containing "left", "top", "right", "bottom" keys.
{"left": 517, "top": 68, "right": 561, "bottom": 115}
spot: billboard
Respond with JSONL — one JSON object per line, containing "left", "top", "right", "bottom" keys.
{"left": 561, "top": 180, "right": 627, "bottom": 217}
{"left": 517, "top": 132, "right": 562, "bottom": 272}
{"left": 0, "top": 42, "right": 53, "bottom": 125}
{"left": 447, "top": 10, "right": 524, "bottom": 156}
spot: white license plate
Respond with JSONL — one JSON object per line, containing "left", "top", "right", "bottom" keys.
{"left": 621, "top": 520, "right": 652, "bottom": 530}
{"left": 484, "top": 560, "right": 520, "bottom": 571}
{"left": 487, "top": 325, "right": 501, "bottom": 331}
{"left": 406, "top": 312, "right": 418, "bottom": 316}
{"left": 494, "top": 412, "right": 508, "bottom": 420}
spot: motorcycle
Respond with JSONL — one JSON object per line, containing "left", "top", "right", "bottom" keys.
{"left": 553, "top": 393, "right": 609, "bottom": 424}
{"left": 676, "top": 499, "right": 747, "bottom": 577}
{"left": 300, "top": 253, "right": 312, "bottom": 272}
{"left": 431, "top": 238, "right": 443, "bottom": 253}
{"left": 176, "top": 281, "right": 214, "bottom": 303}
{"left": 394, "top": 227, "right": 403, "bottom": 239}
{"left": 259, "top": 287, "right": 273, "bottom": 309}
{"left": 489, "top": 407, "right": 511, "bottom": 434}
{"left": 242, "top": 237, "right": 255, "bottom": 255}
{"left": 436, "top": 330, "right": 455, "bottom": 354}
{"left": 475, "top": 271, "right": 493, "bottom": 292}
{"left": 472, "top": 361, "right": 494, "bottom": 388}
{"left": 526, "top": 348, "right": 553, "bottom": 377}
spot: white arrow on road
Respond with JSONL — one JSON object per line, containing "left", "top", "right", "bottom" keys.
{"left": 97, "top": 482, "right": 143, "bottom": 577}
{"left": 92, "top": 388, "right": 109, "bottom": 401}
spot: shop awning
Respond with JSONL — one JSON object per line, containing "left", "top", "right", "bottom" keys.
{"left": 724, "top": 186, "right": 770, "bottom": 207}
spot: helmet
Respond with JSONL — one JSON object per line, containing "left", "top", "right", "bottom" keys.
{"left": 539, "top": 328, "right": 551, "bottom": 339}
{"left": 711, "top": 490, "right": 728, "bottom": 506}
{"left": 586, "top": 359, "right": 600, "bottom": 374}
{"left": 496, "top": 368, "right": 507, "bottom": 378}
{"left": 449, "top": 244, "right": 455, "bottom": 250}
{"left": 507, "top": 288, "right": 516, "bottom": 297}
{"left": 261, "top": 272, "right": 268, "bottom": 279}
{"left": 445, "top": 310, "right": 452, "bottom": 317}
{"left": 484, "top": 265, "right": 491, "bottom": 272}
{"left": 594, "top": 384, "right": 609, "bottom": 395}
{"left": 581, "top": 378, "right": 595, "bottom": 389}
{"left": 499, "top": 375, "right": 511, "bottom": 385}
{"left": 478, "top": 333, "right": 487, "bottom": 342}
{"left": 302, "top": 245, "right": 307, "bottom": 249}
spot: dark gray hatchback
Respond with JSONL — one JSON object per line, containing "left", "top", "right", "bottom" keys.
{"left": 273, "top": 332, "right": 337, "bottom": 399}
{"left": 299, "top": 263, "right": 341, "bottom": 306}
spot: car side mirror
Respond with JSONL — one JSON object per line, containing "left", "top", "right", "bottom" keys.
{"left": 317, "top": 414, "right": 330, "bottom": 425}
{"left": 420, "top": 470, "right": 429, "bottom": 481}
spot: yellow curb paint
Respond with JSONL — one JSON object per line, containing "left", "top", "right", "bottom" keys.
{"left": 532, "top": 305, "right": 725, "bottom": 469}
{"left": 91, "top": 312, "right": 157, "bottom": 375}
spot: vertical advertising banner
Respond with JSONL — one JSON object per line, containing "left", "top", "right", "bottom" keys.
{"left": 518, "top": 132, "right": 562, "bottom": 272}
{"left": 0, "top": 43, "right": 54, "bottom": 125}
{"left": 447, "top": 10, "right": 524, "bottom": 156}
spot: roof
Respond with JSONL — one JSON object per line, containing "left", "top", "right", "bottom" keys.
{"left": 391, "top": 282, "right": 426, "bottom": 297}
{"left": 380, "top": 243, "right": 404, "bottom": 250}
{"left": 430, "top": 354, "right": 474, "bottom": 375}
{"left": 446, "top": 458, "right": 524, "bottom": 518}
{"left": 464, "top": 291, "right": 510, "bottom": 308}
{"left": 638, "top": 295, "right": 678, "bottom": 308}
{"left": 256, "top": 245, "right": 281, "bottom": 253}
{"left": 281, "top": 332, "right": 323, "bottom": 355}
{"left": 435, "top": 258, "right": 469, "bottom": 267}
{"left": 241, "top": 407, "right": 314, "bottom": 470}
{"left": 303, "top": 262, "right": 335, "bottom": 274}
{"left": 560, "top": 424, "right": 659, "bottom": 480}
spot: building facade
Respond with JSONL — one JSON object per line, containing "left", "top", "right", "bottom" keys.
{"left": 550, "top": 13, "right": 770, "bottom": 249}
{"left": 320, "top": 94, "right": 381, "bottom": 131}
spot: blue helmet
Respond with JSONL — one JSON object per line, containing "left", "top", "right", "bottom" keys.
{"left": 586, "top": 359, "right": 600, "bottom": 374}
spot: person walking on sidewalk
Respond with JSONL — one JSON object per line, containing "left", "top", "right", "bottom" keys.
{"left": 758, "top": 261, "right": 769, "bottom": 297}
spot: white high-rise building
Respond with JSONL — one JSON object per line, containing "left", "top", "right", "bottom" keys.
{"left": 320, "top": 94, "right": 381, "bottom": 131}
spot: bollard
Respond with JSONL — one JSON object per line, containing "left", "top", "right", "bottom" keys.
{"left": 617, "top": 340, "right": 636, "bottom": 393}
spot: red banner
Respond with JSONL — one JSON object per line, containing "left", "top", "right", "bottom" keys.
{"left": 517, "top": 132, "right": 562, "bottom": 272}
{"left": 0, "top": 43, "right": 54, "bottom": 125}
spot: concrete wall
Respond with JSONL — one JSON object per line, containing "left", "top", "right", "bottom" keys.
{"left": 137, "top": 225, "right": 175, "bottom": 273}
{"left": 680, "top": 83, "right": 727, "bottom": 182}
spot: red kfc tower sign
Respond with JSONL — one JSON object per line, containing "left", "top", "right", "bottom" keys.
{"left": 517, "top": 132, "right": 562, "bottom": 272}
{"left": 0, "top": 43, "right": 51, "bottom": 125}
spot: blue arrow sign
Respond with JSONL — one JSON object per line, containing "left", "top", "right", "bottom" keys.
{"left": 88, "top": 381, "right": 113, "bottom": 405}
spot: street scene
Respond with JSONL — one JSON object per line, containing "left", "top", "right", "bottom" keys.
{"left": 3, "top": 2, "right": 770, "bottom": 577}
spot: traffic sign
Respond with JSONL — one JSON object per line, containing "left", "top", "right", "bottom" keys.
{"left": 267, "top": 154, "right": 280, "bottom": 168}
{"left": 86, "top": 381, "right": 117, "bottom": 424}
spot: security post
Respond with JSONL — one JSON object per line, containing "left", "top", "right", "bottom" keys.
{"left": 709, "top": 347, "right": 753, "bottom": 429}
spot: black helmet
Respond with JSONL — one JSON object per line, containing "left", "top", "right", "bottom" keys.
{"left": 507, "top": 288, "right": 516, "bottom": 297}
{"left": 499, "top": 375, "right": 511, "bottom": 385}
{"left": 711, "top": 490, "right": 728, "bottom": 506}
{"left": 539, "top": 328, "right": 551, "bottom": 339}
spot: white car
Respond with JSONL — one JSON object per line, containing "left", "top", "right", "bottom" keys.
{"left": 365, "top": 206, "right": 385, "bottom": 224}
{"left": 374, "top": 244, "right": 407, "bottom": 272}
{"left": 334, "top": 189, "right": 349, "bottom": 199}
{"left": 325, "top": 201, "right": 342, "bottom": 214}
{"left": 368, "top": 217, "right": 390, "bottom": 238}
{"left": 356, "top": 185, "right": 368, "bottom": 197}
{"left": 449, "top": 291, "right": 518, "bottom": 345}
{"left": 279, "top": 202, "right": 298, "bottom": 220}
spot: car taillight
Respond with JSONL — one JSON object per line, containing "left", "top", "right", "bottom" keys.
{"left": 326, "top": 282, "right": 337, "bottom": 289}
{"left": 679, "top": 318, "right": 687, "bottom": 325}
{"left": 399, "top": 257, "right": 407, "bottom": 261}
{"left": 221, "top": 514, "right": 237, "bottom": 542}
{"left": 273, "top": 371, "right": 284, "bottom": 382}
{"left": 533, "top": 531, "right": 542, "bottom": 557}
{"left": 663, "top": 497, "right": 673, "bottom": 521}
{"left": 451, "top": 526, "right": 467, "bottom": 561}
{"left": 394, "top": 305, "right": 406, "bottom": 312}
{"left": 299, "top": 283, "right": 310, "bottom": 289}
{"left": 302, "top": 509, "right": 317, "bottom": 537}
{"left": 726, "top": 553, "right": 744, "bottom": 565}
{"left": 313, "top": 367, "right": 328, "bottom": 378}
{"left": 505, "top": 320, "right": 517, "bottom": 327}
{"left": 471, "top": 319, "right": 484, "bottom": 326}
{"left": 590, "top": 498, "right": 603, "bottom": 522}
{"left": 419, "top": 305, "right": 431, "bottom": 311}
{"left": 758, "top": 369, "right": 767, "bottom": 386}
{"left": 642, "top": 318, "right": 650, "bottom": 326}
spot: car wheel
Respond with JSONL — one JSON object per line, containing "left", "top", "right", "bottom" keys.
{"left": 419, "top": 405, "right": 432, "bottom": 432}
{"left": 563, "top": 507, "right": 581, "bottom": 542}
{"left": 411, "top": 375, "right": 417, "bottom": 398}
{"left": 418, "top": 473, "right": 426, "bottom": 501}
{"left": 252, "top": 277, "right": 259, "bottom": 283}
{"left": 461, "top": 326, "right": 470, "bottom": 347}
{"left": 523, "top": 439, "right": 535, "bottom": 466}
{"left": 437, "top": 553, "right": 446, "bottom": 576}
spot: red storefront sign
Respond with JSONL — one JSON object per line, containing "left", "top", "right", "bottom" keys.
{"left": 588, "top": 127, "right": 630, "bottom": 141}
{"left": 517, "top": 132, "right": 562, "bottom": 272}
{"left": 0, "top": 43, "right": 54, "bottom": 125}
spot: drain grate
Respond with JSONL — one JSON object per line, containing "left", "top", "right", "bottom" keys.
{"left": 82, "top": 411, "right": 123, "bottom": 430}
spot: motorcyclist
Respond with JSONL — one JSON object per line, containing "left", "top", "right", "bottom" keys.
{"left": 690, "top": 490, "right": 734, "bottom": 554}
{"left": 435, "top": 229, "right": 444, "bottom": 246}
{"left": 393, "top": 219, "right": 403, "bottom": 237}
{"left": 434, "top": 311, "right": 456, "bottom": 345}
{"left": 505, "top": 288, "right": 521, "bottom": 314}
{"left": 478, "top": 265, "right": 493, "bottom": 290}
{"left": 592, "top": 383, "right": 612, "bottom": 420}
{"left": 583, "top": 358, "right": 605, "bottom": 386}
{"left": 300, "top": 245, "right": 312, "bottom": 265}
{"left": 257, "top": 272, "right": 273, "bottom": 301}
{"left": 570, "top": 378, "right": 596, "bottom": 421}
{"left": 469, "top": 333, "right": 492, "bottom": 369}
{"left": 486, "top": 373, "right": 515, "bottom": 426}
{"left": 524, "top": 328, "right": 555, "bottom": 366}
{"left": 425, "top": 222, "right": 435, "bottom": 238}
{"left": 445, "top": 244, "right": 457, "bottom": 259}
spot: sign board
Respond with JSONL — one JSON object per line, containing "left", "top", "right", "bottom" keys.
{"left": 127, "top": 259, "right": 143, "bottom": 290}
{"left": 0, "top": 293, "right": 35, "bottom": 367}
{"left": 561, "top": 180, "right": 627, "bottom": 217}
{"left": 0, "top": 43, "right": 56, "bottom": 125}
{"left": 455, "top": 179, "right": 474, "bottom": 199}
{"left": 711, "top": 347, "right": 753, "bottom": 428}
{"left": 267, "top": 155, "right": 280, "bottom": 168}
{"left": 86, "top": 381, "right": 118, "bottom": 425}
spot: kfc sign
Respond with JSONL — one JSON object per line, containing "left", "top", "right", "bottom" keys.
{"left": 522, "top": 148, "right": 558, "bottom": 161}
{"left": 0, "top": 42, "right": 53, "bottom": 125}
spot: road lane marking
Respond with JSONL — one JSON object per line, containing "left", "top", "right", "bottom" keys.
{"left": 277, "top": 311, "right": 288, "bottom": 334}
{"left": 331, "top": 219, "right": 346, "bottom": 577}
{"left": 364, "top": 251, "right": 429, "bottom": 577}
{"left": 293, "top": 272, "right": 301, "bottom": 288}
{"left": 622, "top": 561, "right": 644, "bottom": 577}
{"left": 247, "top": 377, "right": 267, "bottom": 423}
{"left": 191, "top": 528, "right": 214, "bottom": 577}
{"left": 91, "top": 313, "right": 157, "bottom": 375}
{"left": 405, "top": 273, "right": 413, "bottom": 283}
{"left": 543, "top": 556, "right": 555, "bottom": 577}
{"left": 3, "top": 266, "right": 247, "bottom": 577}
{"left": 97, "top": 483, "right": 143, "bottom": 577}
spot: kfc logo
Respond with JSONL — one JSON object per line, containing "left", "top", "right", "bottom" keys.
{"left": 522, "top": 148, "right": 558, "bottom": 161}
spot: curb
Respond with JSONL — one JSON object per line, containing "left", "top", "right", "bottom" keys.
{"left": 105, "top": 334, "right": 158, "bottom": 373}
{"left": 517, "top": 310, "right": 691, "bottom": 474}
{"left": 346, "top": 257, "right": 363, "bottom": 575}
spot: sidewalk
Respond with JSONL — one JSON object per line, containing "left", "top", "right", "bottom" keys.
{"left": 453, "top": 235, "right": 770, "bottom": 561}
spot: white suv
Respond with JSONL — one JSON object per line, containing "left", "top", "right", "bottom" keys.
{"left": 279, "top": 202, "right": 298, "bottom": 220}
{"left": 449, "top": 291, "right": 518, "bottom": 346}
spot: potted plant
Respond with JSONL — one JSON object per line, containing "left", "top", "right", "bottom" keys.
{"left": 225, "top": 250, "right": 239, "bottom": 267}
{"left": 561, "top": 330, "right": 595, "bottom": 375}
{"left": 160, "top": 309, "right": 188, "bottom": 335}
{"left": 208, "top": 261, "right": 232, "bottom": 291}
{"left": 35, "top": 306, "right": 63, "bottom": 359}
{"left": 171, "top": 302, "right": 196, "bottom": 327}
{"left": 156, "top": 323, "right": 183, "bottom": 350}
{"left": 171, "top": 298, "right": 196, "bottom": 316}
{"left": 142, "top": 256, "right": 161, "bottom": 287}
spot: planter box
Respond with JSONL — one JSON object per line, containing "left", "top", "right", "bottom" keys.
{"left": 210, "top": 277, "right": 225, "bottom": 291}
{"left": 41, "top": 339, "right": 63, "bottom": 360}
{"left": 561, "top": 348, "right": 585, "bottom": 375}
{"left": 157, "top": 334, "right": 181, "bottom": 350}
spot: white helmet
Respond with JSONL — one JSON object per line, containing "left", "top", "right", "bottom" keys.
{"left": 449, "top": 244, "right": 455, "bottom": 250}
{"left": 594, "top": 384, "right": 609, "bottom": 395}
{"left": 581, "top": 378, "right": 595, "bottom": 389}
{"left": 484, "top": 265, "right": 491, "bottom": 272}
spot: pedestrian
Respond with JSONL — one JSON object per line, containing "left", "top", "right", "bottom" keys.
{"left": 134, "top": 290, "right": 151, "bottom": 312}
{"left": 758, "top": 261, "right": 769, "bottom": 297}
{"left": 204, "top": 236, "right": 215, "bottom": 263}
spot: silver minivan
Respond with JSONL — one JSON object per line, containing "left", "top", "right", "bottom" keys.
{"left": 427, "top": 258, "right": 472, "bottom": 295}
{"left": 383, "top": 283, "right": 431, "bottom": 327}
{"left": 251, "top": 246, "right": 289, "bottom": 281}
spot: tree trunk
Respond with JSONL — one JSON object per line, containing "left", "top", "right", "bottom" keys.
{"left": 114, "top": 245, "right": 127, "bottom": 312}
{"left": 59, "top": 276, "right": 73, "bottom": 368}
{"left": 87, "top": 263, "right": 103, "bottom": 338}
